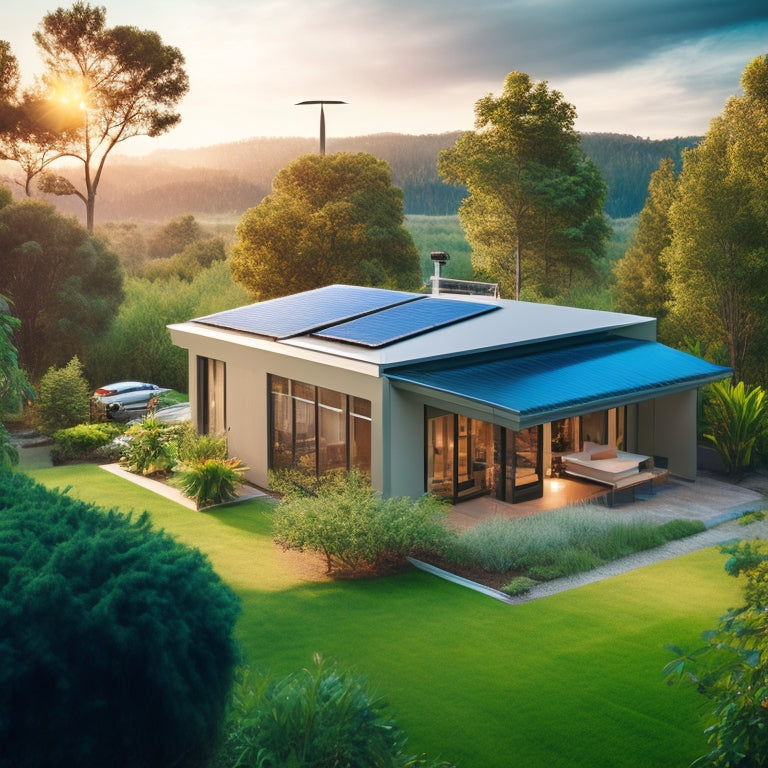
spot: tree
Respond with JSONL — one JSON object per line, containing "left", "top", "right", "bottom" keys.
{"left": 1, "top": 2, "right": 189, "bottom": 232}
{"left": 0, "top": 295, "right": 34, "bottom": 417}
{"left": 0, "top": 41, "right": 80, "bottom": 197}
{"left": 664, "top": 55, "right": 768, "bottom": 383}
{"left": 0, "top": 197, "right": 124, "bottom": 380}
{"left": 665, "top": 540, "right": 768, "bottom": 767}
{"left": 613, "top": 158, "right": 676, "bottom": 322}
{"left": 438, "top": 72, "right": 609, "bottom": 300}
{"left": 147, "top": 214, "right": 203, "bottom": 259}
{"left": 36, "top": 356, "right": 90, "bottom": 435}
{"left": 231, "top": 152, "right": 422, "bottom": 300}
{"left": 0, "top": 470, "right": 240, "bottom": 768}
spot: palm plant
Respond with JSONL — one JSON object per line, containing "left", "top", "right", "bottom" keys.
{"left": 702, "top": 379, "right": 768, "bottom": 477}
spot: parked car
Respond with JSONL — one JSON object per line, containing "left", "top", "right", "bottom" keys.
{"left": 91, "top": 382, "right": 170, "bottom": 422}
{"left": 152, "top": 402, "right": 191, "bottom": 424}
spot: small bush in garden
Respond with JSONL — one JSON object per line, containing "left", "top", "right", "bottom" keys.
{"left": 501, "top": 576, "right": 539, "bottom": 596}
{"left": 272, "top": 469, "right": 454, "bottom": 575}
{"left": 52, "top": 422, "right": 125, "bottom": 462}
{"left": 120, "top": 416, "right": 179, "bottom": 476}
{"left": 170, "top": 457, "right": 247, "bottom": 509}
{"left": 35, "top": 356, "right": 90, "bottom": 435}
{"left": 213, "top": 655, "right": 455, "bottom": 768}
{"left": 181, "top": 432, "right": 227, "bottom": 462}
{"left": 739, "top": 509, "right": 767, "bottom": 526}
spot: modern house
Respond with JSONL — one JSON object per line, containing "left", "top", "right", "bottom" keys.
{"left": 168, "top": 283, "right": 730, "bottom": 506}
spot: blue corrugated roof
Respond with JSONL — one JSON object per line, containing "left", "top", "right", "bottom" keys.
{"left": 386, "top": 337, "right": 731, "bottom": 429}
{"left": 194, "top": 285, "right": 420, "bottom": 339}
{"left": 314, "top": 297, "right": 499, "bottom": 347}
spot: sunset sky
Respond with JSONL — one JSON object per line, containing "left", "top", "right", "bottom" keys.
{"left": 5, "top": 0, "right": 768, "bottom": 155}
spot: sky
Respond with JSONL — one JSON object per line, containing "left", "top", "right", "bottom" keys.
{"left": 4, "top": 0, "right": 768, "bottom": 155}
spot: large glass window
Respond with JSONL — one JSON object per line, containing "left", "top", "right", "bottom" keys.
{"left": 197, "top": 357, "right": 226, "bottom": 435}
{"left": 268, "top": 375, "right": 370, "bottom": 477}
{"left": 427, "top": 409, "right": 542, "bottom": 504}
{"left": 349, "top": 397, "right": 371, "bottom": 475}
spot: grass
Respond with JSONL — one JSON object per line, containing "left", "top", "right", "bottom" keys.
{"left": 26, "top": 463, "right": 745, "bottom": 768}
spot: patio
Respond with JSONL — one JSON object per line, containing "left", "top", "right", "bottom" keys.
{"left": 448, "top": 473, "right": 767, "bottom": 531}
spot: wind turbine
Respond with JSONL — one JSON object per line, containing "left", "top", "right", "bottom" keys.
{"left": 296, "top": 100, "right": 346, "bottom": 155}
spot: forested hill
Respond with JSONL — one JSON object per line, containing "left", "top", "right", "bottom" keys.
{"left": 21, "top": 131, "right": 701, "bottom": 222}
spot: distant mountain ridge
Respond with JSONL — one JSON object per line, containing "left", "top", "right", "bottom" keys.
{"left": 8, "top": 132, "right": 702, "bottom": 223}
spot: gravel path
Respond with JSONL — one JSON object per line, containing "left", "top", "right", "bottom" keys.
{"left": 512, "top": 516, "right": 768, "bottom": 603}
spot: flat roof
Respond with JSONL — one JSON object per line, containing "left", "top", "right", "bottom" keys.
{"left": 184, "top": 284, "right": 656, "bottom": 369}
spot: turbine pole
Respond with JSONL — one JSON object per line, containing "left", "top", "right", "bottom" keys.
{"left": 296, "top": 100, "right": 346, "bottom": 155}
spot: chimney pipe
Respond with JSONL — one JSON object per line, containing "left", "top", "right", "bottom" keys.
{"left": 430, "top": 251, "right": 450, "bottom": 295}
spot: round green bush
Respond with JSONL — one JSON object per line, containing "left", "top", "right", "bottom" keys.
{"left": 0, "top": 472, "right": 241, "bottom": 768}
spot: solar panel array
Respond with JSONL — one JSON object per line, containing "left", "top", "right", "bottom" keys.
{"left": 194, "top": 285, "right": 420, "bottom": 339}
{"left": 314, "top": 297, "right": 500, "bottom": 348}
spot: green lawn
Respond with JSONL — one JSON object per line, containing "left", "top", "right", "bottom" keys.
{"left": 28, "top": 464, "right": 743, "bottom": 768}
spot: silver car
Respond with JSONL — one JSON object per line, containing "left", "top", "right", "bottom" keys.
{"left": 91, "top": 381, "right": 170, "bottom": 421}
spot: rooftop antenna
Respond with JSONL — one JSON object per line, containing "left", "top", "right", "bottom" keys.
{"left": 296, "top": 100, "right": 346, "bottom": 155}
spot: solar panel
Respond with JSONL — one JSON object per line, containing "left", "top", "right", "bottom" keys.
{"left": 193, "top": 285, "right": 421, "bottom": 339}
{"left": 314, "top": 297, "right": 500, "bottom": 347}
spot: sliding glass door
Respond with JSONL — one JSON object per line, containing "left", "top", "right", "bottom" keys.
{"left": 426, "top": 408, "right": 542, "bottom": 504}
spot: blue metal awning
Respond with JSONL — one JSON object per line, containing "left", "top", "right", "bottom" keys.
{"left": 385, "top": 337, "right": 731, "bottom": 430}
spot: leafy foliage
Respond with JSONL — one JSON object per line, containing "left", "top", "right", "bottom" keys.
{"left": 702, "top": 379, "right": 768, "bottom": 478}
{"left": 271, "top": 470, "right": 453, "bottom": 575}
{"left": 119, "top": 415, "right": 182, "bottom": 476}
{"left": 613, "top": 157, "right": 675, "bottom": 326}
{"left": 664, "top": 55, "right": 768, "bottom": 383}
{"left": 35, "top": 356, "right": 90, "bottom": 435}
{"left": 0, "top": 471, "right": 240, "bottom": 768}
{"left": 0, "top": 423, "right": 18, "bottom": 471}
{"left": 0, "top": 295, "right": 34, "bottom": 415}
{"left": 86, "top": 261, "right": 249, "bottom": 391}
{"left": 665, "top": 540, "right": 768, "bottom": 767}
{"left": 438, "top": 72, "right": 609, "bottom": 300}
{"left": 213, "top": 655, "right": 455, "bottom": 768}
{"left": 0, "top": 198, "right": 124, "bottom": 380}
{"left": 171, "top": 457, "right": 247, "bottom": 509}
{"left": 231, "top": 152, "right": 422, "bottom": 300}
{"left": 15, "top": 2, "right": 190, "bottom": 230}
{"left": 52, "top": 421, "right": 125, "bottom": 461}
{"left": 446, "top": 504, "right": 705, "bottom": 577}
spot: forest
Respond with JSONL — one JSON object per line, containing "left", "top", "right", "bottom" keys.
{"left": 0, "top": 131, "right": 701, "bottom": 224}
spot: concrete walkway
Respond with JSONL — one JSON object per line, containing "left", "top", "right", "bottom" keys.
{"left": 100, "top": 463, "right": 269, "bottom": 510}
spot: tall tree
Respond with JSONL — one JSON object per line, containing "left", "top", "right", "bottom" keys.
{"left": 0, "top": 2, "right": 189, "bottom": 232}
{"left": 0, "top": 41, "right": 79, "bottom": 197}
{"left": 231, "top": 152, "right": 422, "bottom": 300}
{"left": 613, "top": 158, "right": 676, "bottom": 322}
{"left": 664, "top": 55, "right": 768, "bottom": 383}
{"left": 0, "top": 198, "right": 123, "bottom": 380}
{"left": 438, "top": 72, "right": 609, "bottom": 300}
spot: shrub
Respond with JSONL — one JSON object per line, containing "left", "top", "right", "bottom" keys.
{"left": 213, "top": 655, "right": 454, "bottom": 768}
{"left": 120, "top": 416, "right": 181, "bottom": 476}
{"left": 447, "top": 504, "right": 705, "bottom": 578}
{"left": 272, "top": 470, "right": 454, "bottom": 575}
{"left": 52, "top": 422, "right": 125, "bottom": 462}
{"left": 0, "top": 472, "right": 241, "bottom": 768}
{"left": 35, "top": 356, "right": 90, "bottom": 435}
{"left": 665, "top": 541, "right": 768, "bottom": 768}
{"left": 171, "top": 457, "right": 247, "bottom": 510}
{"left": 702, "top": 379, "right": 768, "bottom": 478}
{"left": 501, "top": 576, "right": 539, "bottom": 596}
